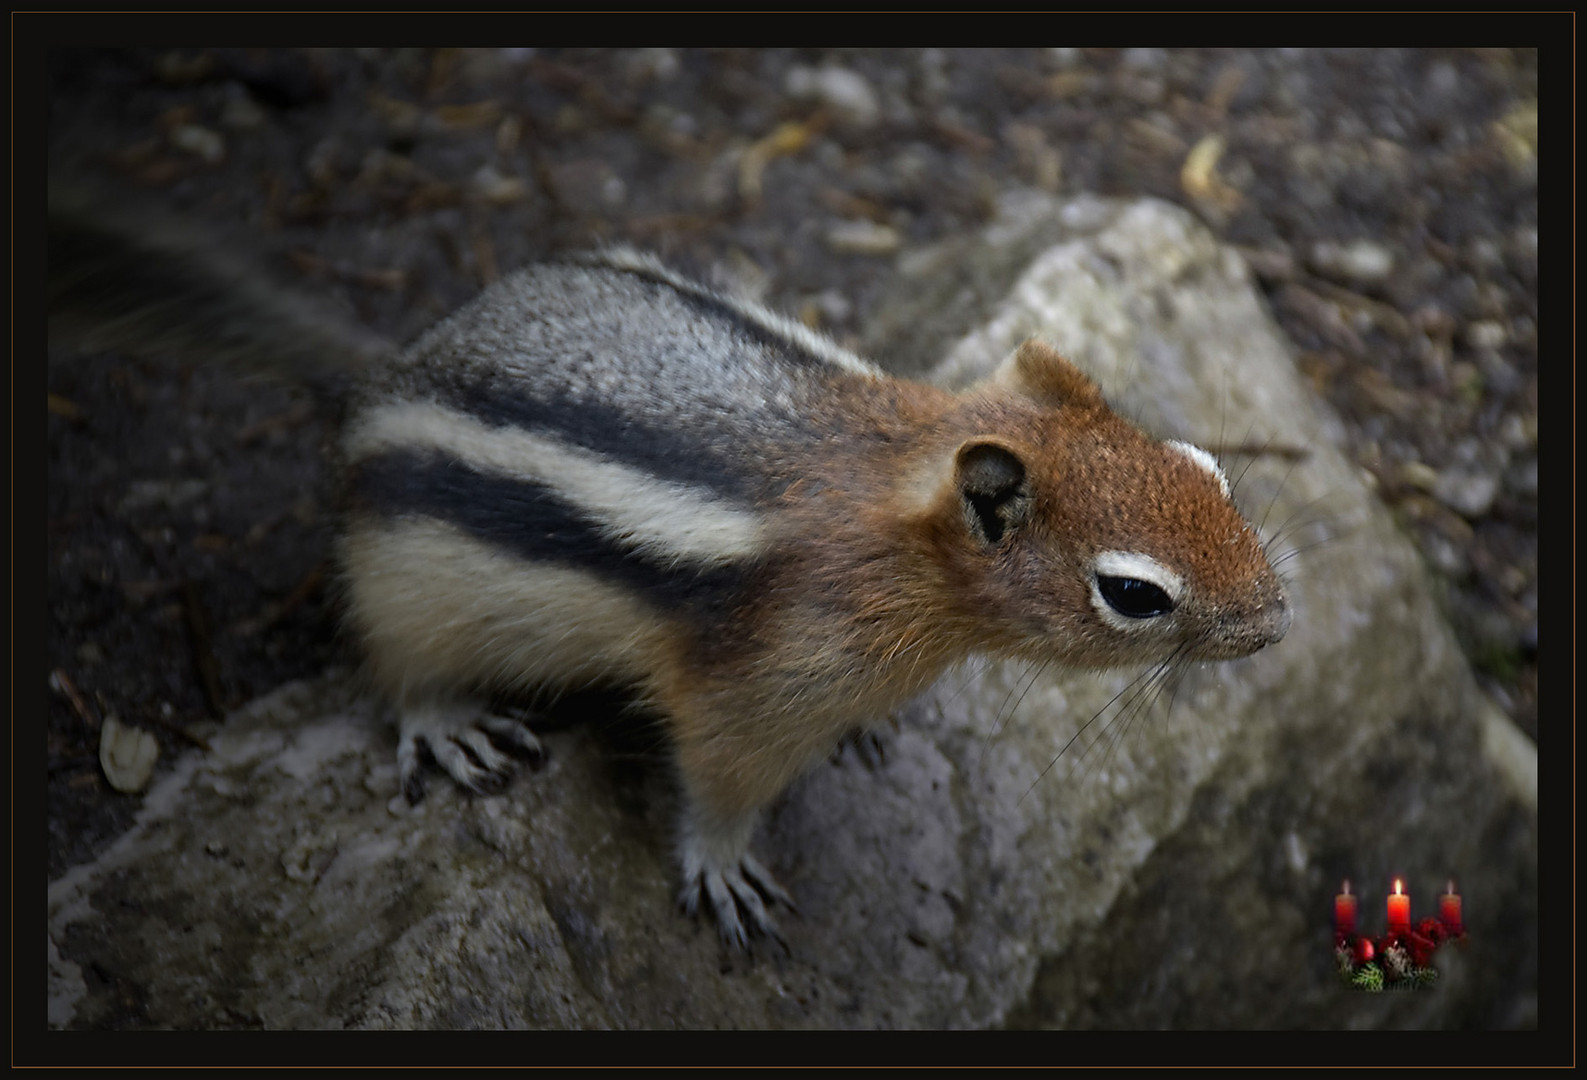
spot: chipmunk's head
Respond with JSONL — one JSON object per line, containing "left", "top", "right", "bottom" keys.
{"left": 945, "top": 339, "right": 1290, "bottom": 669}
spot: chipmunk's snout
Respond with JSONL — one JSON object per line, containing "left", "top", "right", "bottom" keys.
{"left": 1187, "top": 579, "right": 1291, "bottom": 661}
{"left": 1266, "top": 590, "right": 1293, "bottom": 644}
{"left": 1236, "top": 584, "right": 1292, "bottom": 653}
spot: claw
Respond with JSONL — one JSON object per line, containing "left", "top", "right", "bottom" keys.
{"left": 430, "top": 735, "right": 498, "bottom": 792}
{"left": 832, "top": 728, "right": 887, "bottom": 770}
{"left": 478, "top": 713, "right": 545, "bottom": 765}
{"left": 397, "top": 701, "right": 543, "bottom": 802}
{"left": 678, "top": 856, "right": 796, "bottom": 952}
{"left": 456, "top": 728, "right": 514, "bottom": 777}
{"left": 740, "top": 853, "right": 799, "bottom": 914}
{"left": 400, "top": 760, "right": 427, "bottom": 806}
{"left": 398, "top": 731, "right": 429, "bottom": 805}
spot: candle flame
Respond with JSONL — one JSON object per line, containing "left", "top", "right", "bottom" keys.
{"left": 1393, "top": 878, "right": 1403, "bottom": 895}
{"left": 1341, "top": 880, "right": 1351, "bottom": 896}
{"left": 1447, "top": 880, "right": 1456, "bottom": 894}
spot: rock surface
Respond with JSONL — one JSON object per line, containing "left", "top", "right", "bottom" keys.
{"left": 47, "top": 195, "right": 1536, "bottom": 1029}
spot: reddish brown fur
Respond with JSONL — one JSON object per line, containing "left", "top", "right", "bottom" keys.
{"left": 653, "top": 339, "right": 1286, "bottom": 822}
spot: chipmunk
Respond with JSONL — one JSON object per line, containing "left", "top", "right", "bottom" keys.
{"left": 50, "top": 195, "right": 1291, "bottom": 950}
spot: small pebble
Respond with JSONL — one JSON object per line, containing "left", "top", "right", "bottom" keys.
{"left": 826, "top": 220, "right": 901, "bottom": 256}
{"left": 168, "top": 124, "right": 226, "bottom": 164}
{"left": 817, "top": 288, "right": 853, "bottom": 324}
{"left": 1399, "top": 461, "right": 1439, "bottom": 492}
{"left": 1434, "top": 466, "right": 1502, "bottom": 519}
{"left": 220, "top": 94, "right": 267, "bottom": 132}
{"left": 472, "top": 165, "right": 527, "bottom": 206}
{"left": 1421, "top": 531, "right": 1468, "bottom": 577}
{"left": 1309, "top": 239, "right": 1395, "bottom": 285}
{"left": 1465, "top": 320, "right": 1508, "bottom": 350}
{"left": 627, "top": 48, "right": 679, "bottom": 83}
{"left": 785, "top": 65, "right": 881, "bottom": 128}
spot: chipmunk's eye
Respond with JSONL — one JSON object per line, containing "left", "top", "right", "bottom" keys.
{"left": 1096, "top": 575, "right": 1175, "bottom": 619}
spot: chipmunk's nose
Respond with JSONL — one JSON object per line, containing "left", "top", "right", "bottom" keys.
{"left": 1261, "top": 588, "right": 1292, "bottom": 645}
{"left": 1217, "top": 585, "right": 1290, "bottom": 658}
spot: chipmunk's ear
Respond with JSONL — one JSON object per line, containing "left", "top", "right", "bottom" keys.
{"left": 991, "top": 339, "right": 1105, "bottom": 411}
{"left": 954, "top": 439, "right": 1031, "bottom": 546}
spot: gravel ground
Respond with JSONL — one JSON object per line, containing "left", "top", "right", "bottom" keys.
{"left": 44, "top": 48, "right": 1539, "bottom": 893}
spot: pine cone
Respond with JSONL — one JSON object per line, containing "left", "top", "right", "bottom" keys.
{"left": 1382, "top": 943, "right": 1412, "bottom": 981}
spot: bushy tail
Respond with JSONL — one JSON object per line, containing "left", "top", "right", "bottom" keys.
{"left": 48, "top": 183, "right": 392, "bottom": 397}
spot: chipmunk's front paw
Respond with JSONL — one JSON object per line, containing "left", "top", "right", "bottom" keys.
{"left": 678, "top": 852, "right": 797, "bottom": 953}
{"left": 397, "top": 701, "right": 544, "bottom": 804}
{"left": 831, "top": 727, "right": 888, "bottom": 769}
{"left": 677, "top": 805, "right": 796, "bottom": 952}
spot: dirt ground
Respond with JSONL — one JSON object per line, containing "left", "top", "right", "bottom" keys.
{"left": 43, "top": 48, "right": 1539, "bottom": 888}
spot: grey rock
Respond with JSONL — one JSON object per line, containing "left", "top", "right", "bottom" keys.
{"left": 48, "top": 194, "right": 1535, "bottom": 1029}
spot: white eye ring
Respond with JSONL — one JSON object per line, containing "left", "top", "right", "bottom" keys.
{"left": 1089, "top": 550, "right": 1184, "bottom": 631}
{"left": 1167, "top": 440, "right": 1229, "bottom": 498}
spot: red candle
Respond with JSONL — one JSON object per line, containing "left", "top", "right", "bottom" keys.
{"left": 1334, "top": 881, "right": 1358, "bottom": 938}
{"left": 1386, "top": 878, "right": 1411, "bottom": 935}
{"left": 1439, "top": 880, "right": 1463, "bottom": 936}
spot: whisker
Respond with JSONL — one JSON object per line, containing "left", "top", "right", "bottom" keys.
{"left": 1224, "top": 420, "right": 1264, "bottom": 497}
{"left": 978, "top": 657, "right": 1050, "bottom": 769}
{"left": 1006, "top": 656, "right": 1054, "bottom": 731}
{"left": 1257, "top": 444, "right": 1309, "bottom": 538}
{"left": 1088, "top": 648, "right": 1185, "bottom": 776}
{"left": 1270, "top": 535, "right": 1342, "bottom": 567}
{"left": 939, "top": 653, "right": 996, "bottom": 712}
{"left": 1018, "top": 661, "right": 1164, "bottom": 805}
